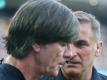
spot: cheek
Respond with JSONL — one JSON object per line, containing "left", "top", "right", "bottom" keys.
{"left": 52, "top": 46, "right": 65, "bottom": 57}
{"left": 80, "top": 48, "right": 93, "bottom": 59}
{"left": 44, "top": 44, "right": 65, "bottom": 65}
{"left": 46, "top": 47, "right": 61, "bottom": 62}
{"left": 81, "top": 48, "right": 96, "bottom": 66}
{"left": 50, "top": 47, "right": 64, "bottom": 64}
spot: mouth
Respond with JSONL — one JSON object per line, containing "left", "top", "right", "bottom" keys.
{"left": 65, "top": 60, "right": 81, "bottom": 64}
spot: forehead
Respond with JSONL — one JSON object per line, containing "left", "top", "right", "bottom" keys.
{"left": 79, "top": 22, "right": 95, "bottom": 42}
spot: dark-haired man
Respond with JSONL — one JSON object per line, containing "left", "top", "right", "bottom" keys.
{"left": 0, "top": 0, "right": 80, "bottom": 80}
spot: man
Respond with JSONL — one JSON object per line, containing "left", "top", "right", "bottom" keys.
{"left": 0, "top": 0, "right": 80, "bottom": 80}
{"left": 38, "top": 11, "right": 107, "bottom": 80}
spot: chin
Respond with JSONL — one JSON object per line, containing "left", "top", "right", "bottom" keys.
{"left": 66, "top": 70, "right": 82, "bottom": 77}
{"left": 63, "top": 67, "right": 81, "bottom": 75}
{"left": 50, "top": 70, "right": 59, "bottom": 76}
{"left": 45, "top": 70, "right": 58, "bottom": 77}
{"left": 45, "top": 67, "right": 59, "bottom": 76}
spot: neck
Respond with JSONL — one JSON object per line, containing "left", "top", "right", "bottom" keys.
{"left": 62, "top": 66, "right": 93, "bottom": 80}
{"left": 4, "top": 54, "right": 41, "bottom": 80}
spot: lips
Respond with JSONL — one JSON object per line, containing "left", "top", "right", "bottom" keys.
{"left": 65, "top": 60, "right": 81, "bottom": 64}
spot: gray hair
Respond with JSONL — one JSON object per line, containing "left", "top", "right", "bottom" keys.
{"left": 74, "top": 11, "right": 101, "bottom": 41}
{"left": 5, "top": 0, "right": 80, "bottom": 59}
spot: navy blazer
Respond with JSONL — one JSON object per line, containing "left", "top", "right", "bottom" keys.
{"left": 38, "top": 67, "right": 107, "bottom": 80}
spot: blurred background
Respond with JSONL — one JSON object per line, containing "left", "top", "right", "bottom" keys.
{"left": 0, "top": 0, "right": 107, "bottom": 75}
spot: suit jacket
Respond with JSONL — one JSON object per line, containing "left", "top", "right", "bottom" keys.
{"left": 38, "top": 67, "right": 107, "bottom": 80}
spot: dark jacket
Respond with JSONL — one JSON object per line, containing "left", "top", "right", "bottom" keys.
{"left": 0, "top": 64, "right": 25, "bottom": 80}
{"left": 38, "top": 67, "right": 107, "bottom": 80}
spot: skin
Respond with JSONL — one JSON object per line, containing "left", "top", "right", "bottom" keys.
{"left": 5, "top": 41, "right": 69, "bottom": 80}
{"left": 32, "top": 41, "right": 68, "bottom": 76}
{"left": 62, "top": 22, "right": 102, "bottom": 80}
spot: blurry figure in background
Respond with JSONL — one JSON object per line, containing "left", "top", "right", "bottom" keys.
{"left": 0, "top": 58, "right": 4, "bottom": 64}
{"left": 0, "top": 18, "right": 9, "bottom": 36}
{"left": 0, "top": 0, "right": 80, "bottom": 80}
{"left": 38, "top": 11, "right": 107, "bottom": 80}
{"left": 0, "top": 18, "right": 9, "bottom": 60}
{"left": 0, "top": 30, "right": 5, "bottom": 63}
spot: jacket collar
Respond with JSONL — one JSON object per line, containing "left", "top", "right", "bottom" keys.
{"left": 92, "top": 67, "right": 101, "bottom": 80}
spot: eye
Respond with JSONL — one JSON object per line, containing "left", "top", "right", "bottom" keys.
{"left": 74, "top": 40, "right": 89, "bottom": 48}
{"left": 59, "top": 42, "right": 68, "bottom": 47}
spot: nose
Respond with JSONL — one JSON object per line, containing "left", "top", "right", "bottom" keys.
{"left": 63, "top": 44, "right": 77, "bottom": 59}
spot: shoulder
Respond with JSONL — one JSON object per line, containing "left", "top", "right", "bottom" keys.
{"left": 0, "top": 64, "right": 8, "bottom": 80}
{"left": 0, "top": 64, "right": 25, "bottom": 80}
{"left": 92, "top": 67, "right": 107, "bottom": 80}
{"left": 98, "top": 73, "right": 107, "bottom": 80}
{"left": 0, "top": 71, "right": 7, "bottom": 80}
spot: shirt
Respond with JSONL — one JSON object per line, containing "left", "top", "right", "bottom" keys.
{"left": 38, "top": 67, "right": 107, "bottom": 80}
{"left": 0, "top": 63, "right": 25, "bottom": 80}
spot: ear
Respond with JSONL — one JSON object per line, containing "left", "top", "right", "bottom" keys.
{"left": 95, "top": 41, "right": 103, "bottom": 57}
{"left": 32, "top": 43, "right": 41, "bottom": 53}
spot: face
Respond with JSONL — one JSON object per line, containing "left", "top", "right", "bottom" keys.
{"left": 34, "top": 41, "right": 68, "bottom": 76}
{"left": 62, "top": 22, "right": 102, "bottom": 77}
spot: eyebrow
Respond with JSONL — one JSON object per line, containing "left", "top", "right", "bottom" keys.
{"left": 74, "top": 39, "right": 89, "bottom": 44}
{"left": 75, "top": 39, "right": 87, "bottom": 42}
